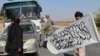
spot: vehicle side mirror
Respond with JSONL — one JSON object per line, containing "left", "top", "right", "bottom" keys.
{"left": 0, "top": 9, "right": 1, "bottom": 16}
{"left": 0, "top": 33, "right": 2, "bottom": 37}
{"left": 0, "top": 9, "right": 3, "bottom": 16}
{"left": 37, "top": 6, "right": 42, "bottom": 12}
{"left": 0, "top": 10, "right": 3, "bottom": 20}
{"left": 40, "top": 7, "right": 42, "bottom": 12}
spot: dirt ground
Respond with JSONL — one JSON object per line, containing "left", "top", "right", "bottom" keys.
{"left": 0, "top": 21, "right": 99, "bottom": 33}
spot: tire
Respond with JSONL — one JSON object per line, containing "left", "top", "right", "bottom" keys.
{"left": 24, "top": 52, "right": 38, "bottom": 56}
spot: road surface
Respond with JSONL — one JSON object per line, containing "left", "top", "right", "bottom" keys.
{"left": 37, "top": 26, "right": 100, "bottom": 56}
{"left": 37, "top": 42, "right": 100, "bottom": 56}
{"left": 0, "top": 25, "right": 100, "bottom": 56}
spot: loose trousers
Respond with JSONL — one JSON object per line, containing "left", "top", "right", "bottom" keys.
{"left": 7, "top": 49, "right": 23, "bottom": 56}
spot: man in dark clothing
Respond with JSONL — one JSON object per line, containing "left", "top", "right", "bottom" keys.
{"left": 5, "top": 18, "right": 23, "bottom": 56}
{"left": 74, "top": 11, "right": 85, "bottom": 56}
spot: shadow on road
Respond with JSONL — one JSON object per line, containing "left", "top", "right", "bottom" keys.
{"left": 64, "top": 53, "right": 73, "bottom": 56}
{"left": 24, "top": 52, "right": 38, "bottom": 56}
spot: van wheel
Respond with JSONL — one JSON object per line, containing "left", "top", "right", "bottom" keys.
{"left": 32, "top": 52, "right": 38, "bottom": 56}
{"left": 24, "top": 52, "right": 38, "bottom": 56}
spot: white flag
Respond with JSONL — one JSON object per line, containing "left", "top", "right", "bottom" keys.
{"left": 47, "top": 13, "right": 100, "bottom": 54}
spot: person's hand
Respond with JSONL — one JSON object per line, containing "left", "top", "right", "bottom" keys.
{"left": 18, "top": 48, "right": 22, "bottom": 53}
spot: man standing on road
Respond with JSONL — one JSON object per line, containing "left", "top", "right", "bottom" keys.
{"left": 5, "top": 18, "right": 23, "bottom": 56}
{"left": 74, "top": 11, "right": 85, "bottom": 56}
{"left": 40, "top": 18, "right": 45, "bottom": 47}
{"left": 42, "top": 14, "right": 54, "bottom": 48}
{"left": 64, "top": 11, "right": 85, "bottom": 56}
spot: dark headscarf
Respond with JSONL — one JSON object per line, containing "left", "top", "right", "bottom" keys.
{"left": 11, "top": 17, "right": 20, "bottom": 24}
{"left": 75, "top": 11, "right": 83, "bottom": 17}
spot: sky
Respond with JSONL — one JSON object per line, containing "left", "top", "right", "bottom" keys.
{"left": 0, "top": 0, "right": 100, "bottom": 21}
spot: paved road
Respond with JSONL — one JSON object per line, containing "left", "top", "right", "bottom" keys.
{"left": 1, "top": 43, "right": 99, "bottom": 56}
{"left": 38, "top": 47, "right": 64, "bottom": 56}
{"left": 37, "top": 26, "right": 100, "bottom": 56}
{"left": 86, "top": 43, "right": 100, "bottom": 56}
{"left": 37, "top": 43, "right": 100, "bottom": 56}
{"left": 0, "top": 25, "right": 100, "bottom": 56}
